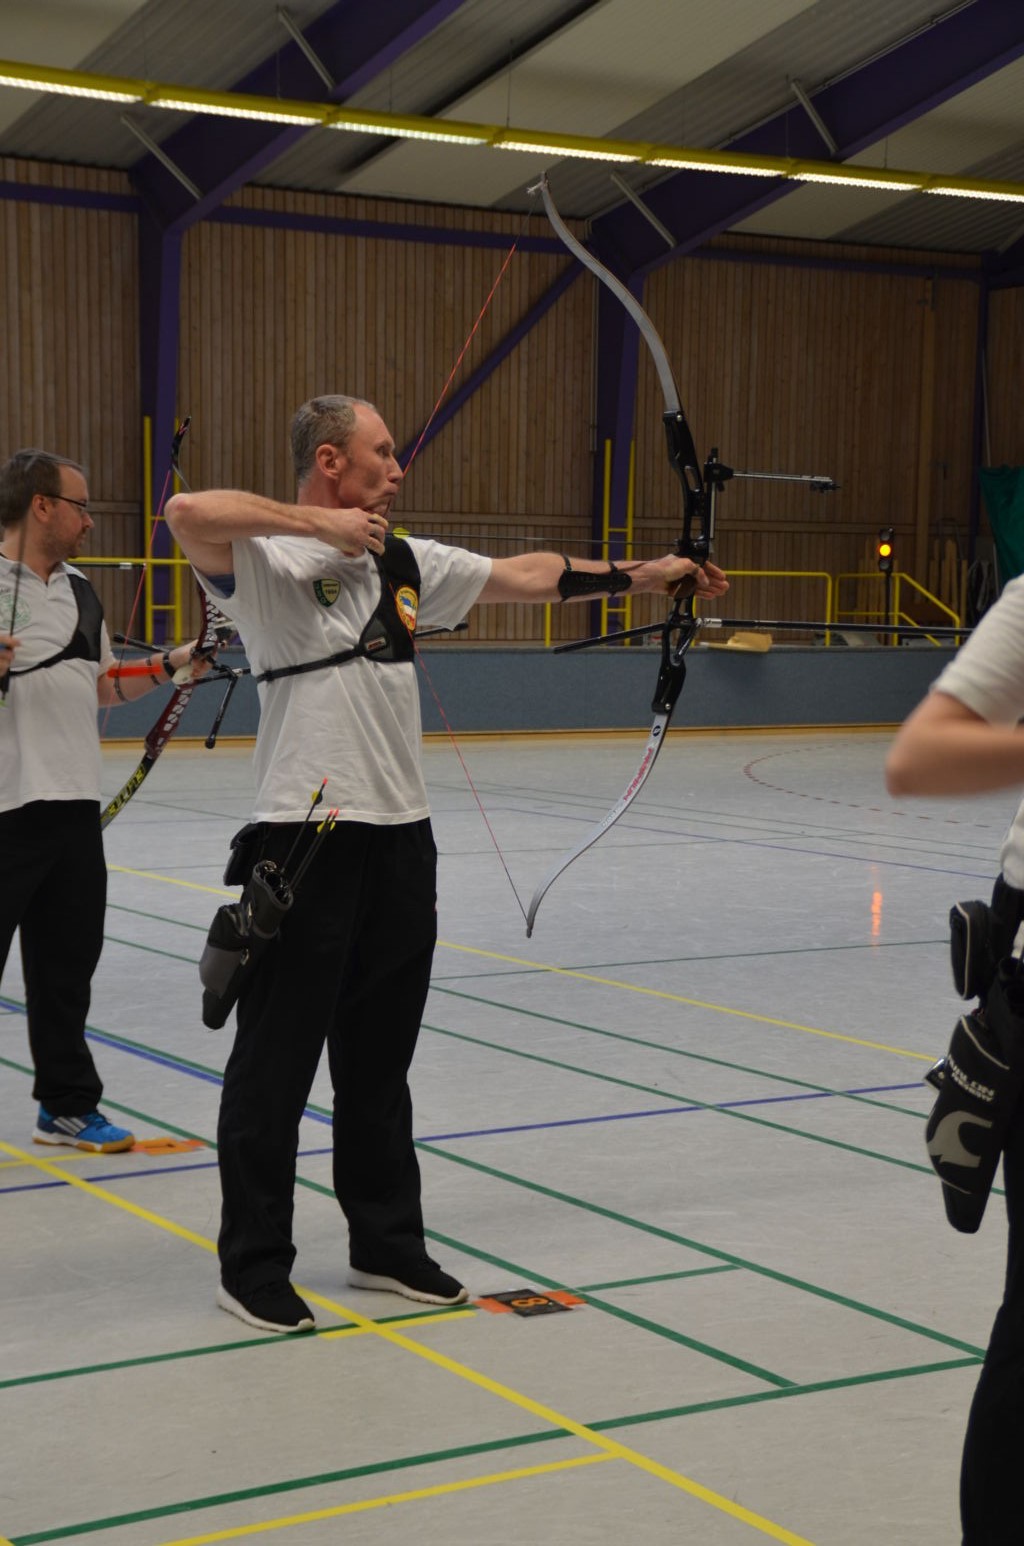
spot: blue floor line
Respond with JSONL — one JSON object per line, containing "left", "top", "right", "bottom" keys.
{"left": 414, "top": 1082, "right": 925, "bottom": 1142}
{"left": 0, "top": 1081, "right": 924, "bottom": 1197}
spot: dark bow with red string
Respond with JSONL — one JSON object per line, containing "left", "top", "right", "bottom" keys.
{"left": 100, "top": 417, "right": 241, "bottom": 828}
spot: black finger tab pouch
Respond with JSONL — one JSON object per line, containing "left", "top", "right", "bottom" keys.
{"left": 200, "top": 824, "right": 291, "bottom": 1030}
{"left": 925, "top": 961, "right": 1024, "bottom": 1232}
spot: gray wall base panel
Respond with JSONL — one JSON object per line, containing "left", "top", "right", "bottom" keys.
{"left": 99, "top": 646, "right": 952, "bottom": 740}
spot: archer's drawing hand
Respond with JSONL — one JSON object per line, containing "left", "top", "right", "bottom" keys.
{"left": 322, "top": 507, "right": 390, "bottom": 558}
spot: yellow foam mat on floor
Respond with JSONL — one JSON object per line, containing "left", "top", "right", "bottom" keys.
{"left": 704, "top": 631, "right": 772, "bottom": 652}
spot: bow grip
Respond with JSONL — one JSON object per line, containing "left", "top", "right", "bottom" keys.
{"left": 662, "top": 411, "right": 709, "bottom": 563}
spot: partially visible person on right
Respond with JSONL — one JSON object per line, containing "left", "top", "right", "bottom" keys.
{"left": 887, "top": 573, "right": 1024, "bottom": 1546}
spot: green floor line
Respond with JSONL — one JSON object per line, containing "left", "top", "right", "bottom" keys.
{"left": 0, "top": 1306, "right": 467, "bottom": 1391}
{"left": 592, "top": 1354, "right": 984, "bottom": 1429}
{"left": 431, "top": 937, "right": 949, "bottom": 981}
{"left": 9, "top": 1354, "right": 981, "bottom": 1546}
{"left": 103, "top": 935, "right": 202, "bottom": 963}
{"left": 0, "top": 1270, "right": 730, "bottom": 1392}
{"left": 579, "top": 1265, "right": 739, "bottom": 1292}
{"left": 9, "top": 1433, "right": 569, "bottom": 1545}
{"left": 2, "top": 1026, "right": 986, "bottom": 1371}
{"left": 106, "top": 902, "right": 209, "bottom": 932}
{"left": 420, "top": 1176, "right": 987, "bottom": 1359}
{"left": 432, "top": 983, "right": 931, "bottom": 1118}
{"left": 423, "top": 1022, "right": 937, "bottom": 1177}
{"left": 285, "top": 1161, "right": 795, "bottom": 1386}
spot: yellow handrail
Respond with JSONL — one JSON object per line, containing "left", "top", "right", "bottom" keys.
{"left": 835, "top": 569, "right": 964, "bottom": 644}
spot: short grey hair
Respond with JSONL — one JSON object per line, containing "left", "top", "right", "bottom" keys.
{"left": 289, "top": 395, "right": 376, "bottom": 486}
{"left": 0, "top": 449, "right": 86, "bottom": 530}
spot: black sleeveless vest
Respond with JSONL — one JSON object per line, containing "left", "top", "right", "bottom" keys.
{"left": 255, "top": 537, "right": 421, "bottom": 686}
{"left": 10, "top": 572, "right": 104, "bottom": 677}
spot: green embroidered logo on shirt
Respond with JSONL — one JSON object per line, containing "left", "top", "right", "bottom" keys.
{"left": 313, "top": 578, "right": 341, "bottom": 607}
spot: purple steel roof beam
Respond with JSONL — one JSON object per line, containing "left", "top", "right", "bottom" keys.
{"left": 133, "top": 0, "right": 471, "bottom": 233}
{"left": 135, "top": 1, "right": 468, "bottom": 590}
{"left": 593, "top": 0, "right": 1024, "bottom": 279}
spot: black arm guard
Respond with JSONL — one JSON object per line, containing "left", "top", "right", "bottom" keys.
{"left": 557, "top": 557, "right": 633, "bottom": 600}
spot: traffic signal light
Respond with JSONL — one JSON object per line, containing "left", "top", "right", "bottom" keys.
{"left": 877, "top": 527, "right": 894, "bottom": 575}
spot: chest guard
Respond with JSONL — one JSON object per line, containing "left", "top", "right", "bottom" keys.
{"left": 11, "top": 572, "right": 105, "bottom": 677}
{"left": 256, "top": 536, "right": 421, "bottom": 685}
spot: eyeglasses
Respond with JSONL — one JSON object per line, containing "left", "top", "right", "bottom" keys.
{"left": 49, "top": 493, "right": 91, "bottom": 518}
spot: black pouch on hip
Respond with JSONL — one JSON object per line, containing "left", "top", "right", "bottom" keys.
{"left": 949, "top": 875, "right": 1024, "bottom": 1000}
{"left": 199, "top": 855, "right": 293, "bottom": 1030}
{"left": 222, "top": 821, "right": 267, "bottom": 887}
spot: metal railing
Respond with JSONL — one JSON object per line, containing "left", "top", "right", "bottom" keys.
{"left": 77, "top": 554, "right": 963, "bottom": 650}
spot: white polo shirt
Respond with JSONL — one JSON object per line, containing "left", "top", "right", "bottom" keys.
{"left": 198, "top": 535, "right": 491, "bottom": 824}
{"left": 932, "top": 573, "right": 1024, "bottom": 885}
{"left": 0, "top": 558, "right": 113, "bottom": 811}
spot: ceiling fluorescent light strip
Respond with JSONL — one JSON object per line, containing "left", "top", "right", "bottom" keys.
{"left": 648, "top": 150, "right": 787, "bottom": 177}
{"left": 150, "top": 88, "right": 325, "bottom": 125}
{"left": 925, "top": 179, "right": 1024, "bottom": 203}
{"left": 494, "top": 130, "right": 640, "bottom": 163}
{"left": 0, "top": 61, "right": 141, "bottom": 103}
{"left": 5, "top": 59, "right": 1024, "bottom": 204}
{"left": 793, "top": 168, "right": 921, "bottom": 192}
{"left": 325, "top": 109, "right": 491, "bottom": 145}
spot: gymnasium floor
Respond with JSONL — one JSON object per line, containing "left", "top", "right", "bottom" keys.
{"left": 0, "top": 726, "right": 1011, "bottom": 1546}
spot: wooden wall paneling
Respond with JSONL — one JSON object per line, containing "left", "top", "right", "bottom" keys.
{"left": 985, "top": 288, "right": 1024, "bottom": 467}
{"left": 913, "top": 277, "right": 937, "bottom": 579}
{"left": 926, "top": 276, "right": 980, "bottom": 564}
{"left": 635, "top": 245, "right": 982, "bottom": 626}
{"left": 2, "top": 162, "right": 989, "bottom": 650}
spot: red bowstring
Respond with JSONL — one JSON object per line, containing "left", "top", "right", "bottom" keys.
{"left": 400, "top": 234, "right": 530, "bottom": 923}
{"left": 413, "top": 643, "right": 530, "bottom": 927}
{"left": 99, "top": 447, "right": 182, "bottom": 739}
{"left": 402, "top": 238, "right": 519, "bottom": 477}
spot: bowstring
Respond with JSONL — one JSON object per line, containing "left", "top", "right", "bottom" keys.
{"left": 399, "top": 228, "right": 531, "bottom": 924}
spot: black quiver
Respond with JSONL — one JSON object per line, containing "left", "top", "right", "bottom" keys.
{"left": 199, "top": 860, "right": 293, "bottom": 1029}
{"left": 924, "top": 877, "right": 1024, "bottom": 1232}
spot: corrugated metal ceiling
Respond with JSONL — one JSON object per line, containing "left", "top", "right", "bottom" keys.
{"left": 0, "top": 0, "right": 1022, "bottom": 256}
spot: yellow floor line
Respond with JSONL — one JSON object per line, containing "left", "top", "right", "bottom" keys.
{"left": 108, "top": 864, "right": 234, "bottom": 897}
{"left": 106, "top": 867, "right": 924, "bottom": 1063}
{"left": 153, "top": 1454, "right": 615, "bottom": 1546}
{"left": 2, "top": 1147, "right": 95, "bottom": 1169}
{"left": 2, "top": 1137, "right": 816, "bottom": 1545}
{"left": 319, "top": 1309, "right": 476, "bottom": 1338}
{"left": 436, "top": 939, "right": 933, "bottom": 1063}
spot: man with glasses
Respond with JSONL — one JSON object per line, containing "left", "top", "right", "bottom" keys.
{"left": 0, "top": 448, "right": 205, "bottom": 1153}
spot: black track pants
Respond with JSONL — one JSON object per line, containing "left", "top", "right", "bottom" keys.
{"left": 0, "top": 800, "right": 106, "bottom": 1114}
{"left": 217, "top": 818, "right": 438, "bottom": 1295}
{"left": 961, "top": 1108, "right": 1024, "bottom": 1543}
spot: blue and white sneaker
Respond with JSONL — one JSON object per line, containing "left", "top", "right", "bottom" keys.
{"left": 33, "top": 1107, "right": 135, "bottom": 1153}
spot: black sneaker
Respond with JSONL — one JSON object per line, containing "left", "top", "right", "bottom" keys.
{"left": 217, "top": 1281, "right": 315, "bottom": 1333}
{"left": 348, "top": 1257, "right": 468, "bottom": 1306}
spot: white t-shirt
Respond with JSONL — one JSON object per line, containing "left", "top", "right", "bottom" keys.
{"left": 199, "top": 535, "right": 491, "bottom": 824}
{"left": 932, "top": 573, "right": 1024, "bottom": 884}
{"left": 0, "top": 558, "right": 113, "bottom": 811}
